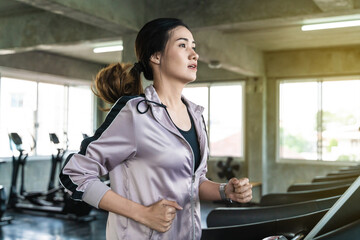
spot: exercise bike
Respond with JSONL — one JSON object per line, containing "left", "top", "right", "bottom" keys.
{"left": 0, "top": 160, "right": 13, "bottom": 225}
{"left": 7, "top": 132, "right": 94, "bottom": 221}
{"left": 46, "top": 133, "right": 67, "bottom": 202}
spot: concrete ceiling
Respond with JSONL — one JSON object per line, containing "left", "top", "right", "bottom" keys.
{"left": 1, "top": 0, "right": 360, "bottom": 80}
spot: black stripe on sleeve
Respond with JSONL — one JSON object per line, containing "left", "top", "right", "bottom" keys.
{"left": 59, "top": 95, "right": 141, "bottom": 200}
{"left": 59, "top": 153, "right": 85, "bottom": 200}
{"left": 79, "top": 95, "right": 140, "bottom": 155}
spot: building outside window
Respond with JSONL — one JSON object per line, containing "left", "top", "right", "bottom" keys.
{"left": 278, "top": 78, "right": 360, "bottom": 162}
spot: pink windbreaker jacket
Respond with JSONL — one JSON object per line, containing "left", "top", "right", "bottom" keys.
{"left": 60, "top": 85, "right": 209, "bottom": 240}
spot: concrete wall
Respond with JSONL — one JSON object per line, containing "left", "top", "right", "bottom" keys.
{"left": 265, "top": 45, "right": 360, "bottom": 79}
{"left": 0, "top": 51, "right": 103, "bottom": 84}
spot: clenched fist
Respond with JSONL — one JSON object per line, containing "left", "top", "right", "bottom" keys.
{"left": 142, "top": 199, "right": 183, "bottom": 232}
{"left": 225, "top": 178, "right": 253, "bottom": 203}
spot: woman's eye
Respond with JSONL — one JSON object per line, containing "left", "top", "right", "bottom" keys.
{"left": 192, "top": 47, "right": 196, "bottom": 51}
{"left": 179, "top": 43, "right": 186, "bottom": 48}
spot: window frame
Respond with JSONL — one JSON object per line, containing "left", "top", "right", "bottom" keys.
{"left": 0, "top": 74, "right": 94, "bottom": 161}
{"left": 276, "top": 76, "right": 360, "bottom": 166}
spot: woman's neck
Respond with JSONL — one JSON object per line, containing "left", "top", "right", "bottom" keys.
{"left": 153, "top": 80, "right": 185, "bottom": 109}
{"left": 153, "top": 80, "right": 191, "bottom": 131}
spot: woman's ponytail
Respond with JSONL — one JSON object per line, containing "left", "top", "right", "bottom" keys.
{"left": 92, "top": 62, "right": 144, "bottom": 106}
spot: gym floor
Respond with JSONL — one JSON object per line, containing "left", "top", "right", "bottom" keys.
{"left": 1, "top": 209, "right": 106, "bottom": 240}
{"left": 0, "top": 202, "right": 218, "bottom": 240}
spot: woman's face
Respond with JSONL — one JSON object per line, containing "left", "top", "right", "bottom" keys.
{"left": 158, "top": 26, "right": 199, "bottom": 84}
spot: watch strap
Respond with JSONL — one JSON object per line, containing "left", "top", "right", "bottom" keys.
{"left": 219, "top": 183, "right": 227, "bottom": 201}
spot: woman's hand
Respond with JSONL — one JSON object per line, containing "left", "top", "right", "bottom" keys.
{"left": 225, "top": 178, "right": 253, "bottom": 203}
{"left": 141, "top": 199, "right": 183, "bottom": 233}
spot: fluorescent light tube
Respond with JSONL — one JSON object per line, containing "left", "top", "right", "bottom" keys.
{"left": 93, "top": 45, "right": 123, "bottom": 53}
{"left": 0, "top": 49, "right": 16, "bottom": 55}
{"left": 302, "top": 19, "right": 360, "bottom": 31}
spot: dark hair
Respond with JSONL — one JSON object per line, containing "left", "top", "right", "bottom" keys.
{"left": 93, "top": 18, "right": 189, "bottom": 105}
{"left": 135, "top": 18, "right": 189, "bottom": 80}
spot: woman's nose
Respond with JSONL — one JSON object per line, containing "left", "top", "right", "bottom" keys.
{"left": 190, "top": 50, "right": 199, "bottom": 61}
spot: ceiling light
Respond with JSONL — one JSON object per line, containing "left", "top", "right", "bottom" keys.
{"left": 93, "top": 45, "right": 123, "bottom": 53}
{"left": 0, "top": 49, "right": 16, "bottom": 55}
{"left": 302, "top": 19, "right": 360, "bottom": 31}
{"left": 52, "top": 10, "right": 64, "bottom": 15}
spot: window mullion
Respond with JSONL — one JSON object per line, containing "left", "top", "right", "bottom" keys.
{"left": 34, "top": 82, "right": 39, "bottom": 156}
{"left": 317, "top": 80, "right": 323, "bottom": 161}
{"left": 64, "top": 86, "right": 69, "bottom": 150}
{"left": 207, "top": 84, "right": 211, "bottom": 149}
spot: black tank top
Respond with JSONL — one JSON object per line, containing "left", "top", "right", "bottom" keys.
{"left": 176, "top": 113, "right": 201, "bottom": 172}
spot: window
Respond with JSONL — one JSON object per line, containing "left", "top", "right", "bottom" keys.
{"left": 37, "top": 83, "right": 66, "bottom": 155}
{"left": 183, "top": 82, "right": 244, "bottom": 158}
{"left": 279, "top": 79, "right": 360, "bottom": 162}
{"left": 0, "top": 77, "right": 93, "bottom": 158}
{"left": 0, "top": 78, "right": 37, "bottom": 157}
{"left": 67, "top": 86, "right": 94, "bottom": 150}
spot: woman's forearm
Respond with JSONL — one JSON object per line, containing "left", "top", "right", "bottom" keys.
{"left": 98, "top": 190, "right": 146, "bottom": 224}
{"left": 199, "top": 178, "right": 253, "bottom": 203}
{"left": 199, "top": 180, "right": 222, "bottom": 201}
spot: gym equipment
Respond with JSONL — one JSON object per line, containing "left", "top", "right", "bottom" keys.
{"left": 0, "top": 187, "right": 10, "bottom": 225}
{"left": 0, "top": 160, "right": 13, "bottom": 225}
{"left": 46, "top": 133, "right": 66, "bottom": 202}
{"left": 312, "top": 173, "right": 359, "bottom": 183}
{"left": 260, "top": 185, "right": 348, "bottom": 206}
{"left": 304, "top": 176, "right": 360, "bottom": 239}
{"left": 217, "top": 157, "right": 240, "bottom": 180}
{"left": 313, "top": 219, "right": 360, "bottom": 240}
{"left": 202, "top": 209, "right": 328, "bottom": 240}
{"left": 207, "top": 195, "right": 339, "bottom": 228}
{"left": 203, "top": 177, "right": 360, "bottom": 240}
{"left": 7, "top": 132, "right": 94, "bottom": 221}
{"left": 1, "top": 186, "right": 13, "bottom": 225}
{"left": 327, "top": 169, "right": 360, "bottom": 176}
{"left": 287, "top": 178, "right": 354, "bottom": 192}
{"left": 338, "top": 165, "right": 360, "bottom": 171}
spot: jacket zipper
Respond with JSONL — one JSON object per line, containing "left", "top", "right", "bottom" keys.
{"left": 178, "top": 114, "right": 197, "bottom": 240}
{"left": 176, "top": 135, "right": 196, "bottom": 240}
{"left": 190, "top": 149, "right": 196, "bottom": 240}
{"left": 188, "top": 112, "right": 198, "bottom": 240}
{"left": 153, "top": 105, "right": 198, "bottom": 239}
{"left": 178, "top": 136, "right": 196, "bottom": 240}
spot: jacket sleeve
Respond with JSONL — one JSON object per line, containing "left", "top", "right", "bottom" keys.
{"left": 198, "top": 162, "right": 208, "bottom": 186}
{"left": 59, "top": 99, "right": 137, "bottom": 208}
{"left": 198, "top": 114, "right": 209, "bottom": 186}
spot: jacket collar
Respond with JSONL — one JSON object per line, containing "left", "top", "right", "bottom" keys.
{"left": 144, "top": 84, "right": 204, "bottom": 117}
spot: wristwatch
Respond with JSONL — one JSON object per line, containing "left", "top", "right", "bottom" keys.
{"left": 219, "top": 183, "right": 228, "bottom": 201}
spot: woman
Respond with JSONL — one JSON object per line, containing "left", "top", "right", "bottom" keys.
{"left": 60, "top": 18, "right": 252, "bottom": 240}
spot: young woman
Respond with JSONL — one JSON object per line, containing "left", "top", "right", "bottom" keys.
{"left": 60, "top": 18, "right": 252, "bottom": 240}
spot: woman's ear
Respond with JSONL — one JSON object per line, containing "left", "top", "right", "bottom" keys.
{"left": 150, "top": 52, "right": 161, "bottom": 65}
